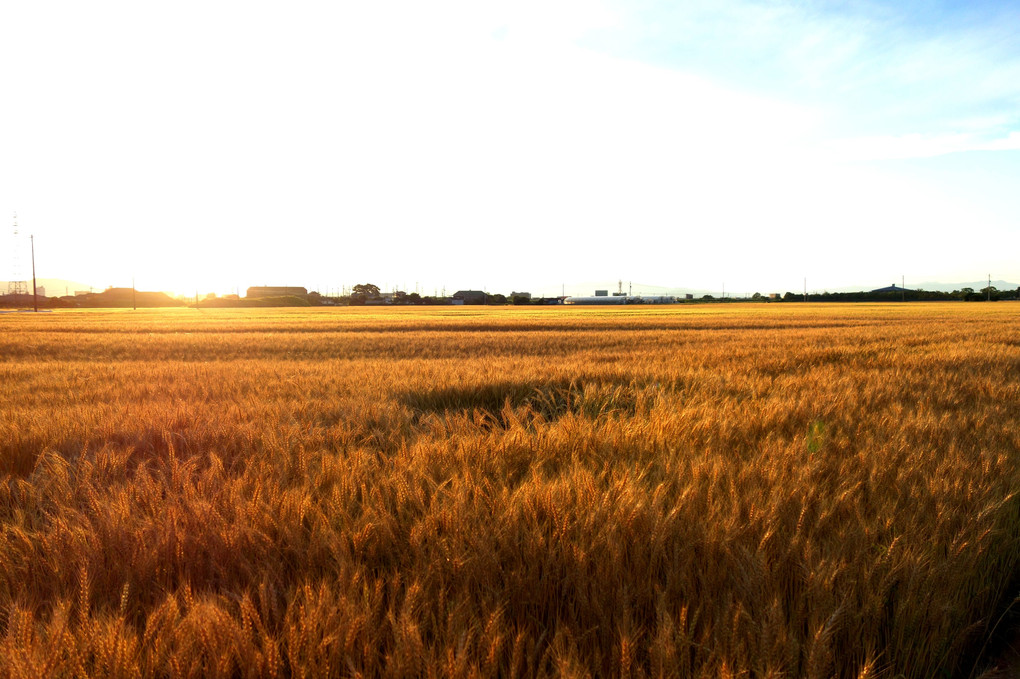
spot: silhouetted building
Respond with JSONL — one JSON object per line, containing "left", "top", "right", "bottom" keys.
{"left": 102, "top": 287, "right": 135, "bottom": 300}
{"left": 869, "top": 284, "right": 913, "bottom": 294}
{"left": 451, "top": 290, "right": 486, "bottom": 305}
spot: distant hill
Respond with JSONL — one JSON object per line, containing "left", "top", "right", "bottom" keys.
{"left": 910, "top": 280, "right": 1018, "bottom": 293}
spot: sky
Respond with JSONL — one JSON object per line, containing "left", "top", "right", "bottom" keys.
{"left": 1, "top": 0, "right": 1019, "bottom": 297}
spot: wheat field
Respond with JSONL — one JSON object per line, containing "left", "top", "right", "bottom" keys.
{"left": 1, "top": 303, "right": 1018, "bottom": 678}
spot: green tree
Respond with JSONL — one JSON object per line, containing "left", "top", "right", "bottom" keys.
{"left": 352, "top": 283, "right": 380, "bottom": 297}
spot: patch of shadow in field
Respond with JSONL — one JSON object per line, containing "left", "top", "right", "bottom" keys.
{"left": 400, "top": 378, "right": 639, "bottom": 428}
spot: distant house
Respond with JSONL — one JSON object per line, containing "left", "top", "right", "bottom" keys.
{"left": 246, "top": 286, "right": 308, "bottom": 298}
{"left": 451, "top": 290, "right": 486, "bottom": 305}
{"left": 869, "top": 284, "right": 913, "bottom": 294}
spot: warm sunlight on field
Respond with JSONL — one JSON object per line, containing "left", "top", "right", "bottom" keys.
{"left": 1, "top": 304, "right": 1018, "bottom": 678}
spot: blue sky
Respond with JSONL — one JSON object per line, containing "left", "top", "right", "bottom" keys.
{"left": 586, "top": 1, "right": 1020, "bottom": 138}
{"left": 1, "top": 0, "right": 1017, "bottom": 296}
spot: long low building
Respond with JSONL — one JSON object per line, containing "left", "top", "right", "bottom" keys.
{"left": 564, "top": 295, "right": 628, "bottom": 305}
{"left": 564, "top": 295, "right": 677, "bottom": 305}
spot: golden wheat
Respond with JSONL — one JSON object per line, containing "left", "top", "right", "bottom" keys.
{"left": 1, "top": 303, "right": 1018, "bottom": 677}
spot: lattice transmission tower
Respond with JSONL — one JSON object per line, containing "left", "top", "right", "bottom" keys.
{"left": 8, "top": 213, "right": 28, "bottom": 296}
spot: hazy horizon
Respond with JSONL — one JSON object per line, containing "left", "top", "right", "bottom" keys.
{"left": 4, "top": 275, "right": 1018, "bottom": 301}
{"left": 2, "top": 1, "right": 1019, "bottom": 295}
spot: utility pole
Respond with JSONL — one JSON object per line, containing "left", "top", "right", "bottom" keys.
{"left": 30, "top": 234, "right": 38, "bottom": 312}
{"left": 803, "top": 277, "right": 807, "bottom": 302}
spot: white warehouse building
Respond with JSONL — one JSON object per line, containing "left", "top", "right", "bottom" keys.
{"left": 563, "top": 295, "right": 677, "bottom": 305}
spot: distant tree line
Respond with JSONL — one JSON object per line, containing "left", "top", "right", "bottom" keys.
{"left": 694, "top": 287, "right": 1020, "bottom": 303}
{"left": 316, "top": 284, "right": 1020, "bottom": 307}
{"left": 6, "top": 283, "right": 1016, "bottom": 310}
{"left": 340, "top": 284, "right": 559, "bottom": 307}
{"left": 773, "top": 287, "right": 1019, "bottom": 303}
